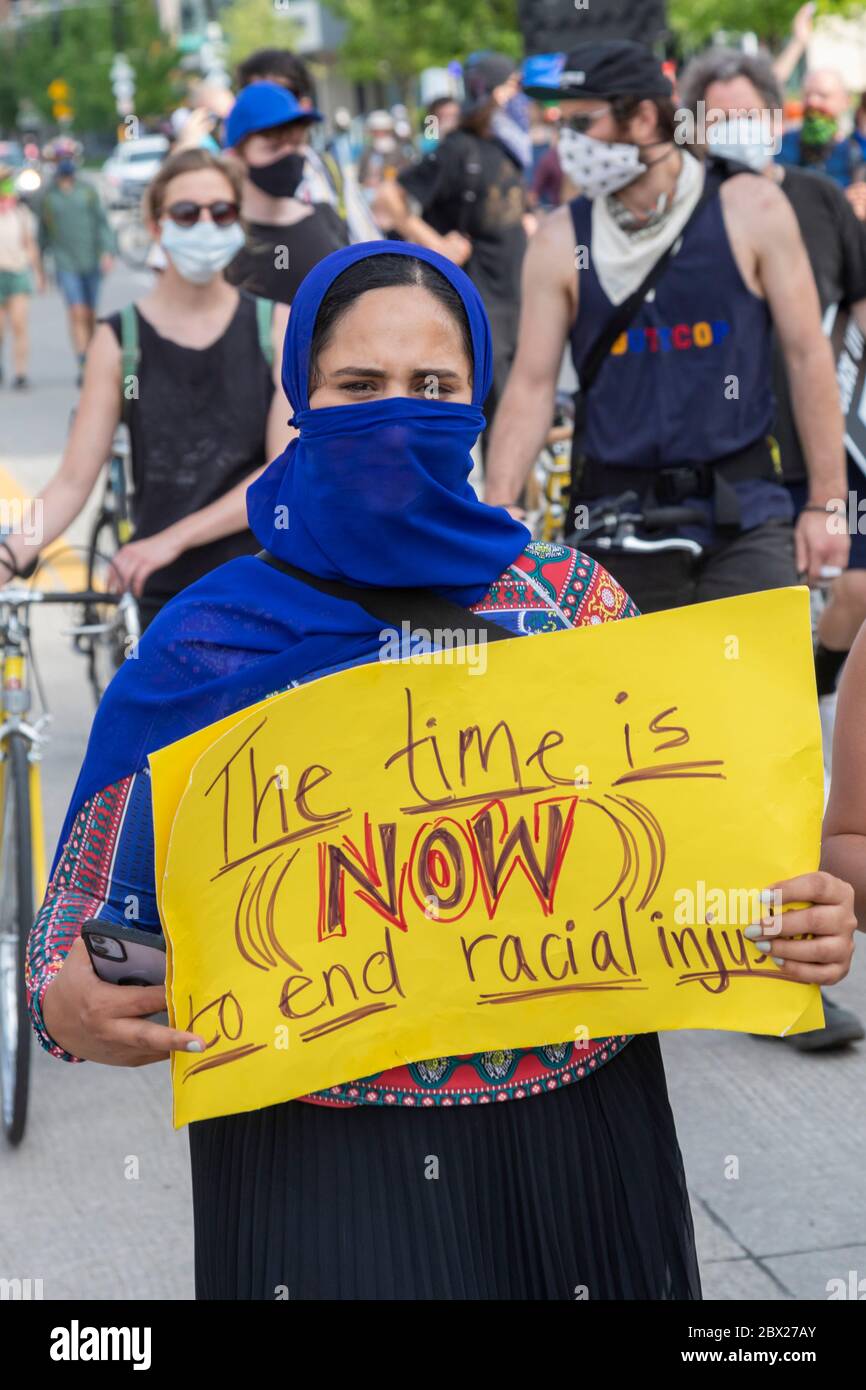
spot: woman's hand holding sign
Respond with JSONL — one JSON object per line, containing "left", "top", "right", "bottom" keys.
{"left": 41, "top": 939, "right": 206, "bottom": 1066}
{"left": 744, "top": 872, "right": 856, "bottom": 985}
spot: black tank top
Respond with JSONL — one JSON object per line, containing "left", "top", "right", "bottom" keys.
{"left": 105, "top": 290, "right": 274, "bottom": 604}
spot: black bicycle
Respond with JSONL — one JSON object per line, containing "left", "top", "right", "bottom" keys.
{"left": 82, "top": 428, "right": 140, "bottom": 703}
{"left": 565, "top": 490, "right": 708, "bottom": 559}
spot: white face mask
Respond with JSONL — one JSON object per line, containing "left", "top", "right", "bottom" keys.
{"left": 160, "top": 218, "right": 245, "bottom": 285}
{"left": 558, "top": 126, "right": 647, "bottom": 198}
{"left": 705, "top": 115, "right": 779, "bottom": 173}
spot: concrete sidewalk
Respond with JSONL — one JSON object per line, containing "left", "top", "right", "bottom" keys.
{"left": 0, "top": 268, "right": 863, "bottom": 1301}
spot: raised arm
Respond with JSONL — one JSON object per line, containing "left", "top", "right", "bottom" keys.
{"left": 740, "top": 174, "right": 849, "bottom": 579}
{"left": 822, "top": 625, "right": 866, "bottom": 930}
{"left": 773, "top": 3, "right": 814, "bottom": 87}
{"left": 0, "top": 323, "right": 121, "bottom": 580}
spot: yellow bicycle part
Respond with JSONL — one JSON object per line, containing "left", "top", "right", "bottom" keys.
{"left": 1, "top": 650, "right": 47, "bottom": 901}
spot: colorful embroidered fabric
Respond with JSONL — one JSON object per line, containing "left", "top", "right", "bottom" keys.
{"left": 27, "top": 542, "right": 638, "bottom": 1107}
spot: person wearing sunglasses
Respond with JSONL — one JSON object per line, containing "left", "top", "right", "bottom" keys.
{"left": 0, "top": 148, "right": 290, "bottom": 629}
{"left": 222, "top": 81, "right": 349, "bottom": 305}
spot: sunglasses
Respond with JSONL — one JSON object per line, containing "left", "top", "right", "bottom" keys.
{"left": 165, "top": 199, "right": 240, "bottom": 228}
{"left": 563, "top": 108, "right": 611, "bottom": 135}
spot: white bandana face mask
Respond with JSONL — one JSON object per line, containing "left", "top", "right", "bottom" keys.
{"left": 558, "top": 126, "right": 647, "bottom": 198}
{"left": 705, "top": 115, "right": 778, "bottom": 173}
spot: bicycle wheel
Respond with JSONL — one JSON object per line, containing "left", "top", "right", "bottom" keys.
{"left": 116, "top": 215, "right": 152, "bottom": 270}
{"left": 85, "top": 511, "right": 127, "bottom": 705}
{"left": 0, "top": 731, "right": 34, "bottom": 1146}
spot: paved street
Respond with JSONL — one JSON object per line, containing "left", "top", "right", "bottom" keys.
{"left": 0, "top": 270, "right": 864, "bottom": 1301}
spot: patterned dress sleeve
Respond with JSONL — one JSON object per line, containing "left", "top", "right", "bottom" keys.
{"left": 26, "top": 769, "right": 161, "bottom": 1062}
{"left": 495, "top": 541, "right": 641, "bottom": 630}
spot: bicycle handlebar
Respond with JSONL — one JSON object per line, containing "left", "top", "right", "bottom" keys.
{"left": 564, "top": 491, "right": 709, "bottom": 554}
{"left": 0, "top": 587, "right": 126, "bottom": 607}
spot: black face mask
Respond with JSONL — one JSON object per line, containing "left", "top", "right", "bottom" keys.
{"left": 247, "top": 151, "right": 306, "bottom": 198}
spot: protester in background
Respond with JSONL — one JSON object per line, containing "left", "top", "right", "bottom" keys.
{"left": 776, "top": 69, "right": 863, "bottom": 188}
{"left": 420, "top": 95, "right": 461, "bottom": 152}
{"left": 773, "top": 5, "right": 864, "bottom": 198}
{"left": 530, "top": 124, "right": 563, "bottom": 210}
{"left": 38, "top": 158, "right": 114, "bottom": 385}
{"left": 171, "top": 82, "right": 235, "bottom": 154}
{"left": 223, "top": 82, "right": 348, "bottom": 305}
{"left": 393, "top": 112, "right": 417, "bottom": 162}
{"left": 0, "top": 159, "right": 43, "bottom": 388}
{"left": 1, "top": 150, "right": 290, "bottom": 629}
{"left": 488, "top": 40, "right": 847, "bottom": 584}
{"left": 374, "top": 52, "right": 532, "bottom": 451}
{"left": 358, "top": 110, "right": 411, "bottom": 195}
{"left": 326, "top": 106, "right": 355, "bottom": 169}
{"left": 235, "top": 47, "right": 347, "bottom": 223}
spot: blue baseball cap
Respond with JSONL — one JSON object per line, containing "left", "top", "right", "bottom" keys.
{"left": 224, "top": 81, "right": 322, "bottom": 148}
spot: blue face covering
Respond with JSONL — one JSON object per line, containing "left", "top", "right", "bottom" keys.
{"left": 248, "top": 241, "right": 527, "bottom": 600}
{"left": 50, "top": 241, "right": 529, "bottom": 872}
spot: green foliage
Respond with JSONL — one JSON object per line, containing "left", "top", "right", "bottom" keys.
{"left": 668, "top": 0, "right": 862, "bottom": 49}
{"left": 221, "top": 0, "right": 300, "bottom": 72}
{"left": 0, "top": 0, "right": 181, "bottom": 137}
{"left": 327, "top": 0, "right": 522, "bottom": 86}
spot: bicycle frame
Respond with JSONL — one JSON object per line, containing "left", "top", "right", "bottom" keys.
{"left": 104, "top": 431, "right": 134, "bottom": 546}
{"left": 0, "top": 604, "right": 49, "bottom": 903}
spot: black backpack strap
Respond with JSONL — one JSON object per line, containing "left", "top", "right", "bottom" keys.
{"left": 256, "top": 550, "right": 514, "bottom": 642}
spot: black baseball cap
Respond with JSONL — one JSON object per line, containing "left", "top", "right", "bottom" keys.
{"left": 462, "top": 51, "right": 518, "bottom": 113}
{"left": 523, "top": 41, "right": 672, "bottom": 103}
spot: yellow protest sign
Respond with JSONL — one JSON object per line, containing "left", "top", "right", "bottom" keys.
{"left": 151, "top": 587, "right": 824, "bottom": 1127}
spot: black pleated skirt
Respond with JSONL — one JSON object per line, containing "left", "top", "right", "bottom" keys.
{"left": 188, "top": 1031, "right": 701, "bottom": 1300}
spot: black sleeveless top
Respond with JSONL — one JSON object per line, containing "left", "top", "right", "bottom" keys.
{"left": 104, "top": 290, "right": 274, "bottom": 605}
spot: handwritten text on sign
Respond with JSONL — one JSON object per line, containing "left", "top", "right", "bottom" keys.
{"left": 151, "top": 588, "right": 824, "bottom": 1127}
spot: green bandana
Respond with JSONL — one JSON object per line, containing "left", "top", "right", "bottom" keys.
{"left": 801, "top": 109, "right": 838, "bottom": 148}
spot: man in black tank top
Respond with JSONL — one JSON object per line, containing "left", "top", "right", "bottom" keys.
{"left": 223, "top": 81, "right": 348, "bottom": 305}
{"left": 484, "top": 42, "right": 858, "bottom": 1055}
{"left": 485, "top": 41, "right": 848, "bottom": 614}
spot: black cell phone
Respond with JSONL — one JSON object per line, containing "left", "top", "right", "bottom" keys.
{"left": 82, "top": 921, "right": 168, "bottom": 1025}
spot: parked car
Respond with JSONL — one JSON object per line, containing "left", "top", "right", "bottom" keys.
{"left": 102, "top": 134, "right": 169, "bottom": 207}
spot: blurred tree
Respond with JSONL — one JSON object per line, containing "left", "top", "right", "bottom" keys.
{"left": 221, "top": 0, "right": 300, "bottom": 72}
{"left": 327, "top": 0, "right": 521, "bottom": 96}
{"left": 669, "top": 0, "right": 860, "bottom": 49}
{"left": 0, "top": 0, "right": 180, "bottom": 137}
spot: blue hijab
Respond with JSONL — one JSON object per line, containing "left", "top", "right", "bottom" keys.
{"left": 51, "top": 241, "right": 529, "bottom": 871}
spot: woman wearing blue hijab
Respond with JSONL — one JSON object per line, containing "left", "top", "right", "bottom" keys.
{"left": 28, "top": 242, "right": 701, "bottom": 1299}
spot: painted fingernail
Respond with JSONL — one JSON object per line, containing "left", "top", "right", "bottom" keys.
{"left": 761, "top": 888, "right": 775, "bottom": 905}
{"left": 772, "top": 956, "right": 785, "bottom": 967}
{"left": 754, "top": 941, "right": 772, "bottom": 954}
{"left": 744, "top": 924, "right": 763, "bottom": 939}
{"left": 186, "top": 1041, "right": 204, "bottom": 1052}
